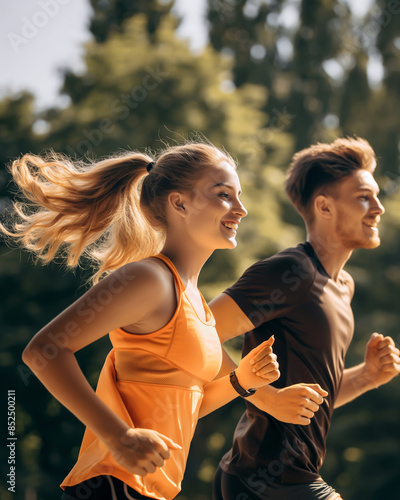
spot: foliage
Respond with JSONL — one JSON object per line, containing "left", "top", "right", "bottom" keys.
{"left": 88, "top": 0, "right": 174, "bottom": 43}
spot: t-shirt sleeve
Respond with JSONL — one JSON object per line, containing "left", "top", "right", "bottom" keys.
{"left": 224, "top": 251, "right": 316, "bottom": 328}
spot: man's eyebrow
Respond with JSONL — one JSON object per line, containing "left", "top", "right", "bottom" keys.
{"left": 356, "top": 185, "right": 380, "bottom": 194}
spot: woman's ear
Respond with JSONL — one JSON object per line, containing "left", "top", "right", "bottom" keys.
{"left": 167, "top": 192, "right": 187, "bottom": 217}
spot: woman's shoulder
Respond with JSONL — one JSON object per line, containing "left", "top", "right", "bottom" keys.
{"left": 111, "top": 257, "right": 175, "bottom": 299}
{"left": 92, "top": 257, "right": 177, "bottom": 332}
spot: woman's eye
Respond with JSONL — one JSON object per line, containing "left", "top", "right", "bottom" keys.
{"left": 219, "top": 192, "right": 230, "bottom": 199}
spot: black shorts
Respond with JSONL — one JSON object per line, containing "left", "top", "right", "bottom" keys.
{"left": 213, "top": 467, "right": 340, "bottom": 500}
{"left": 61, "top": 475, "right": 153, "bottom": 500}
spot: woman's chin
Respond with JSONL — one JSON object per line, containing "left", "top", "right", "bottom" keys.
{"left": 210, "top": 234, "right": 238, "bottom": 251}
{"left": 222, "top": 237, "right": 237, "bottom": 249}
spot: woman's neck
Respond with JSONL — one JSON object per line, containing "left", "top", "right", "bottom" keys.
{"left": 160, "top": 239, "right": 212, "bottom": 288}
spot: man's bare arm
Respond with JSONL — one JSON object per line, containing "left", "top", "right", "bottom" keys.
{"left": 335, "top": 333, "right": 400, "bottom": 408}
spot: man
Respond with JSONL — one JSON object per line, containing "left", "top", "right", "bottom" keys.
{"left": 211, "top": 137, "right": 400, "bottom": 500}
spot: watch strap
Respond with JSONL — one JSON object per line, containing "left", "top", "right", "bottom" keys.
{"left": 229, "top": 370, "right": 257, "bottom": 398}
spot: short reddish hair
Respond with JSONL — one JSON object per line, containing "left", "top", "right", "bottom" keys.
{"left": 285, "top": 137, "right": 376, "bottom": 222}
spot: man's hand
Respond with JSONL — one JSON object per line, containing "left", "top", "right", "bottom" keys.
{"left": 250, "top": 383, "right": 328, "bottom": 425}
{"left": 363, "top": 333, "right": 400, "bottom": 388}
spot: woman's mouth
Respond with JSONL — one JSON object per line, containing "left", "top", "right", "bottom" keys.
{"left": 221, "top": 221, "right": 239, "bottom": 233}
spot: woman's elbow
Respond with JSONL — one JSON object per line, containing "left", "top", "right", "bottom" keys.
{"left": 21, "top": 337, "right": 57, "bottom": 372}
{"left": 21, "top": 340, "right": 40, "bottom": 370}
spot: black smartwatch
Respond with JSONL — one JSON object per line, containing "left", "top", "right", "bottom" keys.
{"left": 229, "top": 370, "right": 257, "bottom": 398}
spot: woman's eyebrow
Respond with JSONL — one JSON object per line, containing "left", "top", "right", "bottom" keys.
{"left": 212, "top": 182, "right": 242, "bottom": 195}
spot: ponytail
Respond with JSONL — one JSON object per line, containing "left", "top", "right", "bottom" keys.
{"left": 1, "top": 151, "right": 163, "bottom": 284}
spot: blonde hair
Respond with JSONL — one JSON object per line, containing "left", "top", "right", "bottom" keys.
{"left": 1, "top": 143, "right": 235, "bottom": 285}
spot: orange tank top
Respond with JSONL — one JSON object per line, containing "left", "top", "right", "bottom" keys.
{"left": 60, "top": 254, "right": 222, "bottom": 499}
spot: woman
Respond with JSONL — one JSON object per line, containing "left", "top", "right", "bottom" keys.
{"left": 2, "top": 142, "right": 280, "bottom": 500}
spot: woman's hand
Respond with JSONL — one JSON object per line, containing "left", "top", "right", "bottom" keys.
{"left": 107, "top": 428, "right": 182, "bottom": 476}
{"left": 235, "top": 336, "right": 280, "bottom": 390}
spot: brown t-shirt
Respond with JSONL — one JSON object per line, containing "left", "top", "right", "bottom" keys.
{"left": 220, "top": 242, "right": 355, "bottom": 484}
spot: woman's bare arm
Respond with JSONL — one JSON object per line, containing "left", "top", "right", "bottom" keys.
{"left": 22, "top": 261, "right": 181, "bottom": 476}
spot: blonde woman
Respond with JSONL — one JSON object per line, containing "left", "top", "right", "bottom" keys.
{"left": 1, "top": 143, "right": 280, "bottom": 500}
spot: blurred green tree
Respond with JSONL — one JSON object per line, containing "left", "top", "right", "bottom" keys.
{"left": 88, "top": 0, "right": 174, "bottom": 42}
{"left": 207, "top": 0, "right": 351, "bottom": 150}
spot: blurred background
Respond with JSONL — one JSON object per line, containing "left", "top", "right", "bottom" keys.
{"left": 1, "top": 0, "right": 399, "bottom": 499}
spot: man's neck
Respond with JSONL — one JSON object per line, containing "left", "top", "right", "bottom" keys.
{"left": 306, "top": 233, "right": 353, "bottom": 281}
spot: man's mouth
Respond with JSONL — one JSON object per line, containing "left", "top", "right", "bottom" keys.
{"left": 363, "top": 220, "right": 379, "bottom": 231}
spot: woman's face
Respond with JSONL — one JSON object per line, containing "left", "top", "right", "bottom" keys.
{"left": 179, "top": 159, "right": 247, "bottom": 251}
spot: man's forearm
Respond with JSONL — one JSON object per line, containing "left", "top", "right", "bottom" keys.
{"left": 335, "top": 363, "right": 377, "bottom": 408}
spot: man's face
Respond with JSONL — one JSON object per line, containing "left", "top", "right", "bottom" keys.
{"left": 331, "top": 170, "right": 385, "bottom": 250}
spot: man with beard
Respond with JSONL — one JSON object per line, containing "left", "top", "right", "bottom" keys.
{"left": 211, "top": 137, "right": 400, "bottom": 500}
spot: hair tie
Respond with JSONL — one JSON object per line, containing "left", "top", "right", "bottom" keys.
{"left": 146, "top": 161, "right": 156, "bottom": 173}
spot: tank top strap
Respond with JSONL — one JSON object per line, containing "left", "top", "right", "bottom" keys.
{"left": 151, "top": 253, "right": 186, "bottom": 294}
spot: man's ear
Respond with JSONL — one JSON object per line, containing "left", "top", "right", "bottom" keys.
{"left": 313, "top": 194, "right": 333, "bottom": 220}
{"left": 167, "top": 192, "right": 187, "bottom": 217}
